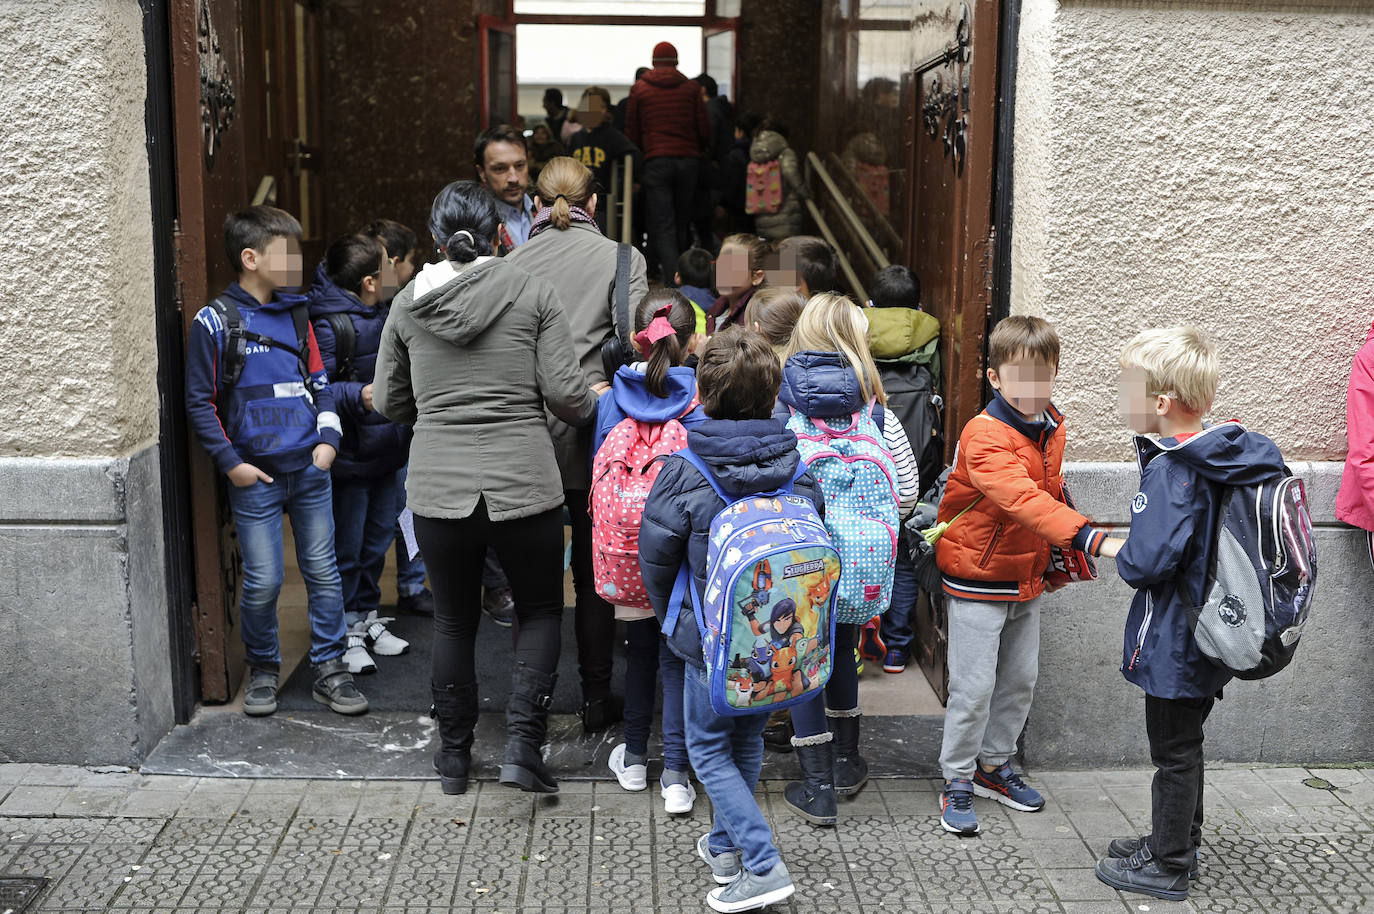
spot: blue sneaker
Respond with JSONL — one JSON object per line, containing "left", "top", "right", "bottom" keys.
{"left": 940, "top": 778, "right": 980, "bottom": 835}
{"left": 882, "top": 648, "right": 908, "bottom": 674}
{"left": 972, "top": 762, "right": 1045, "bottom": 812}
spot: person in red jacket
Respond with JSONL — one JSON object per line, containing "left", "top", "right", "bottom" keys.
{"left": 626, "top": 41, "right": 711, "bottom": 285}
{"left": 1337, "top": 320, "right": 1374, "bottom": 563}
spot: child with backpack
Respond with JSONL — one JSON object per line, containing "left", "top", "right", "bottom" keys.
{"left": 746, "top": 122, "right": 805, "bottom": 241}
{"left": 1096, "top": 327, "right": 1297, "bottom": 901}
{"left": 775, "top": 292, "right": 919, "bottom": 826}
{"left": 707, "top": 233, "right": 771, "bottom": 333}
{"left": 184, "top": 206, "right": 367, "bottom": 717}
{"left": 674, "top": 247, "right": 716, "bottom": 334}
{"left": 934, "top": 316, "right": 1122, "bottom": 836}
{"left": 865, "top": 265, "right": 942, "bottom": 674}
{"left": 591, "top": 290, "right": 705, "bottom": 814}
{"left": 639, "top": 327, "right": 830, "bottom": 913}
{"left": 308, "top": 233, "right": 412, "bottom": 675}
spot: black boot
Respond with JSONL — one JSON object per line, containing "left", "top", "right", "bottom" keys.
{"left": 430, "top": 682, "right": 479, "bottom": 795}
{"left": 829, "top": 708, "right": 869, "bottom": 796}
{"left": 499, "top": 663, "right": 559, "bottom": 793}
{"left": 578, "top": 694, "right": 624, "bottom": 733}
{"left": 782, "top": 733, "right": 838, "bottom": 826}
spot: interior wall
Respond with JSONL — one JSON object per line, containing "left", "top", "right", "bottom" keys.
{"left": 736, "top": 0, "right": 820, "bottom": 157}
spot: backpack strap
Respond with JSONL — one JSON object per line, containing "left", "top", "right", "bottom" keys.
{"left": 613, "top": 242, "right": 633, "bottom": 352}
{"left": 321, "top": 312, "right": 357, "bottom": 381}
{"left": 208, "top": 297, "right": 245, "bottom": 389}
{"left": 872, "top": 400, "right": 885, "bottom": 433}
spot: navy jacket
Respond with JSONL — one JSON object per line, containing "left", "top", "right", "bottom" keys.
{"left": 639, "top": 418, "right": 825, "bottom": 669}
{"left": 1117, "top": 421, "right": 1286, "bottom": 699}
{"left": 307, "top": 263, "right": 410, "bottom": 480}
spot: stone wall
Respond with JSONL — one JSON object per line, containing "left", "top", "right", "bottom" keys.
{"left": 1011, "top": 0, "right": 1374, "bottom": 462}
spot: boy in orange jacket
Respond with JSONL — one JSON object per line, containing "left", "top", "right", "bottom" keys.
{"left": 934, "top": 316, "right": 1124, "bottom": 836}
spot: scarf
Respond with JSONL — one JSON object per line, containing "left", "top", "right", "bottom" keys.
{"left": 528, "top": 203, "right": 600, "bottom": 239}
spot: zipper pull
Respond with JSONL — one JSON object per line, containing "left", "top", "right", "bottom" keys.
{"left": 1128, "top": 647, "right": 1141, "bottom": 670}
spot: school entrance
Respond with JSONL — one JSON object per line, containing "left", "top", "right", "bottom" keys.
{"left": 149, "top": 0, "right": 1017, "bottom": 776}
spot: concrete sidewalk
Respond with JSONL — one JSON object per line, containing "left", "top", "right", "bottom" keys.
{"left": 1, "top": 763, "right": 1370, "bottom": 913}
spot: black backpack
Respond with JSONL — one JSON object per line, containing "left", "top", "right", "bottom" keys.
{"left": 319, "top": 312, "right": 358, "bottom": 382}
{"left": 878, "top": 361, "right": 945, "bottom": 494}
{"left": 208, "top": 297, "right": 314, "bottom": 400}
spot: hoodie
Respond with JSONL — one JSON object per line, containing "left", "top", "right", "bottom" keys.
{"left": 1117, "top": 421, "right": 1287, "bottom": 699}
{"left": 749, "top": 129, "right": 806, "bottom": 241}
{"left": 185, "top": 282, "right": 341, "bottom": 477}
{"left": 638, "top": 418, "right": 825, "bottom": 669}
{"left": 625, "top": 64, "right": 711, "bottom": 161}
{"left": 372, "top": 257, "right": 598, "bottom": 522}
{"left": 592, "top": 363, "right": 705, "bottom": 459}
{"left": 307, "top": 263, "right": 409, "bottom": 481}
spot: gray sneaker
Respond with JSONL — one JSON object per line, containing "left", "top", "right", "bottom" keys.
{"left": 312, "top": 658, "right": 369, "bottom": 715}
{"left": 707, "top": 859, "right": 794, "bottom": 913}
{"left": 697, "top": 834, "right": 740, "bottom": 885}
{"left": 243, "top": 666, "right": 279, "bottom": 717}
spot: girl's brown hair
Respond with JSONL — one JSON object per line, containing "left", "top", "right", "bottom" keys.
{"left": 636, "top": 289, "right": 696, "bottom": 398}
{"left": 743, "top": 286, "right": 806, "bottom": 362}
{"left": 535, "top": 157, "right": 595, "bottom": 231}
{"left": 721, "top": 232, "right": 773, "bottom": 276}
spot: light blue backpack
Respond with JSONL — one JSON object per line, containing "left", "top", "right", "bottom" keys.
{"left": 787, "top": 403, "right": 899, "bottom": 624}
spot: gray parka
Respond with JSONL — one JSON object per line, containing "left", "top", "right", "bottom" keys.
{"left": 749, "top": 129, "right": 806, "bottom": 241}
{"left": 373, "top": 257, "right": 597, "bottom": 522}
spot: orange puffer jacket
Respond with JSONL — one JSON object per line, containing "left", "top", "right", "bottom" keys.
{"left": 935, "top": 397, "right": 1090, "bottom": 602}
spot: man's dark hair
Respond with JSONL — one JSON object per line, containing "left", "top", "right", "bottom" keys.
{"left": 634, "top": 66, "right": 649, "bottom": 81}
{"left": 474, "top": 125, "right": 528, "bottom": 167}
{"left": 429, "top": 180, "right": 500, "bottom": 265}
{"left": 675, "top": 247, "right": 713, "bottom": 289}
{"left": 324, "top": 233, "right": 385, "bottom": 295}
{"left": 543, "top": 87, "right": 563, "bottom": 106}
{"left": 869, "top": 264, "right": 920, "bottom": 309}
{"left": 695, "top": 74, "right": 718, "bottom": 98}
{"left": 782, "top": 236, "right": 839, "bottom": 295}
{"left": 223, "top": 205, "right": 301, "bottom": 272}
{"left": 734, "top": 112, "right": 763, "bottom": 138}
{"left": 361, "top": 219, "right": 418, "bottom": 261}
{"left": 696, "top": 326, "right": 781, "bottom": 420}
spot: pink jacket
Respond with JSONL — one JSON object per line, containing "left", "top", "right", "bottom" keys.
{"left": 1336, "top": 321, "right": 1374, "bottom": 531}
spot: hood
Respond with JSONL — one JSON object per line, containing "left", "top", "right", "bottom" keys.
{"left": 224, "top": 281, "right": 307, "bottom": 314}
{"left": 307, "top": 262, "right": 373, "bottom": 317}
{"left": 403, "top": 258, "right": 525, "bottom": 346}
{"left": 778, "top": 351, "right": 865, "bottom": 418}
{"left": 642, "top": 65, "right": 688, "bottom": 89}
{"left": 1135, "top": 421, "right": 1287, "bottom": 485}
{"left": 750, "top": 129, "right": 787, "bottom": 163}
{"left": 687, "top": 418, "right": 801, "bottom": 498}
{"left": 611, "top": 365, "right": 697, "bottom": 422}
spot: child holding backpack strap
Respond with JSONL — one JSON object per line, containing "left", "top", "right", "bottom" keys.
{"left": 775, "top": 292, "right": 919, "bottom": 826}
{"left": 591, "top": 290, "right": 704, "bottom": 814}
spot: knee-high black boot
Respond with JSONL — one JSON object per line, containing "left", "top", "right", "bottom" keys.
{"left": 430, "top": 682, "right": 480, "bottom": 795}
{"left": 499, "top": 662, "right": 559, "bottom": 793}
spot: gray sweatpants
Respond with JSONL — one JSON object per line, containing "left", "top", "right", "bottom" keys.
{"left": 939, "top": 595, "right": 1041, "bottom": 781}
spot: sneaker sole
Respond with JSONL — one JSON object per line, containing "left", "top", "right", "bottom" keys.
{"left": 609, "top": 768, "right": 647, "bottom": 791}
{"left": 972, "top": 782, "right": 1044, "bottom": 813}
{"left": 243, "top": 701, "right": 277, "bottom": 717}
{"left": 369, "top": 645, "right": 409, "bottom": 657}
{"left": 939, "top": 815, "right": 981, "bottom": 836}
{"left": 1094, "top": 864, "right": 1188, "bottom": 901}
{"left": 482, "top": 610, "right": 515, "bottom": 628}
{"left": 697, "top": 842, "right": 739, "bottom": 885}
{"left": 348, "top": 665, "right": 378, "bottom": 675}
{"left": 782, "top": 801, "right": 836, "bottom": 827}
{"left": 882, "top": 664, "right": 906, "bottom": 673}
{"left": 707, "top": 882, "right": 795, "bottom": 913}
{"left": 311, "top": 692, "right": 369, "bottom": 715}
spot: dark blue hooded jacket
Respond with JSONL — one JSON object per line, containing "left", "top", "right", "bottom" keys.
{"left": 1117, "top": 421, "right": 1287, "bottom": 699}
{"left": 592, "top": 363, "right": 705, "bottom": 459}
{"left": 638, "top": 418, "right": 825, "bottom": 669}
{"left": 776, "top": 350, "right": 867, "bottom": 421}
{"left": 307, "top": 263, "right": 410, "bottom": 481}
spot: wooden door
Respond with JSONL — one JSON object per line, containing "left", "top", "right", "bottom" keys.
{"left": 478, "top": 15, "right": 517, "bottom": 128}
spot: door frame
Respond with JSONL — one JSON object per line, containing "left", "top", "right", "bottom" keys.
{"left": 478, "top": 15, "right": 517, "bottom": 129}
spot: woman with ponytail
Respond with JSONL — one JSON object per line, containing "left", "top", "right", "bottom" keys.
{"left": 588, "top": 289, "right": 702, "bottom": 814}
{"left": 507, "top": 156, "right": 650, "bottom": 732}
{"left": 373, "top": 180, "right": 601, "bottom": 796}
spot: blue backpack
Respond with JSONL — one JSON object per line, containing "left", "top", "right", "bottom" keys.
{"left": 787, "top": 403, "right": 900, "bottom": 624}
{"left": 667, "top": 450, "right": 841, "bottom": 716}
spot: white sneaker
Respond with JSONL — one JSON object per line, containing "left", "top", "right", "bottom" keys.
{"left": 608, "top": 743, "right": 647, "bottom": 791}
{"left": 343, "top": 630, "right": 376, "bottom": 675}
{"left": 363, "top": 612, "right": 409, "bottom": 656}
{"left": 661, "top": 778, "right": 696, "bottom": 814}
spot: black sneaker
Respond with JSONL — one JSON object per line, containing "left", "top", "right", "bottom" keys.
{"left": 1108, "top": 836, "right": 1199, "bottom": 879}
{"left": 1095, "top": 844, "right": 1190, "bottom": 901}
{"left": 243, "top": 666, "right": 279, "bottom": 717}
{"left": 397, "top": 588, "right": 435, "bottom": 616}
{"left": 482, "top": 586, "right": 516, "bottom": 627}
{"left": 312, "top": 658, "right": 369, "bottom": 715}
{"left": 578, "top": 695, "right": 624, "bottom": 732}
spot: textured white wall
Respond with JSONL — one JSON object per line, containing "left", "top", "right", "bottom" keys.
{"left": 0, "top": 0, "right": 157, "bottom": 458}
{"left": 1011, "top": 1, "right": 1374, "bottom": 461}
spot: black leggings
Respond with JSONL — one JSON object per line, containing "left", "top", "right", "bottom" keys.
{"left": 413, "top": 500, "right": 564, "bottom": 691}
{"left": 566, "top": 490, "right": 616, "bottom": 701}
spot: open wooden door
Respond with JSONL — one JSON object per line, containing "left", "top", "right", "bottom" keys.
{"left": 478, "top": 15, "right": 517, "bottom": 128}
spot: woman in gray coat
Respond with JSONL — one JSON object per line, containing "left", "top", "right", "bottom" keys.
{"left": 374, "top": 181, "right": 599, "bottom": 796}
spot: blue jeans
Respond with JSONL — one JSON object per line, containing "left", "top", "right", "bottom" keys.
{"left": 332, "top": 470, "right": 400, "bottom": 625}
{"left": 881, "top": 531, "right": 918, "bottom": 654}
{"left": 393, "top": 463, "right": 428, "bottom": 598}
{"left": 226, "top": 463, "right": 347, "bottom": 666}
{"left": 622, "top": 623, "right": 689, "bottom": 773}
{"left": 684, "top": 664, "right": 779, "bottom": 875}
{"left": 791, "top": 622, "right": 859, "bottom": 737}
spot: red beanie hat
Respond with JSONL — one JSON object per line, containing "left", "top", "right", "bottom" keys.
{"left": 652, "top": 41, "right": 679, "bottom": 65}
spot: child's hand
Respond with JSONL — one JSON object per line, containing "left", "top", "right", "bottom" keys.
{"left": 1099, "top": 536, "right": 1126, "bottom": 559}
{"left": 227, "top": 462, "right": 273, "bottom": 488}
{"left": 312, "top": 443, "right": 337, "bottom": 471}
{"left": 362, "top": 383, "right": 374, "bottom": 411}
{"left": 1043, "top": 578, "right": 1067, "bottom": 593}
{"left": 590, "top": 381, "right": 611, "bottom": 396}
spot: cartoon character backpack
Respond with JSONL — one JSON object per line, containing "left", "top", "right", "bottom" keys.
{"left": 665, "top": 450, "right": 840, "bottom": 716}
{"left": 590, "top": 403, "right": 696, "bottom": 618}
{"left": 745, "top": 159, "right": 783, "bottom": 215}
{"left": 787, "top": 402, "right": 900, "bottom": 624}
